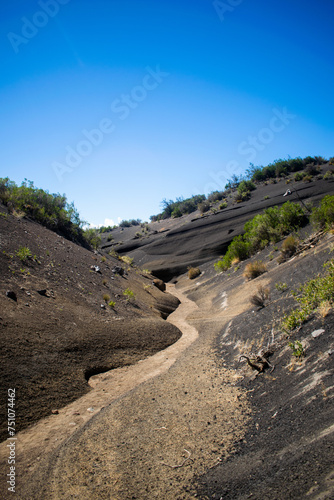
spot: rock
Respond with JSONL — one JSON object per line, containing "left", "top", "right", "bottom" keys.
{"left": 6, "top": 291, "right": 17, "bottom": 302}
{"left": 153, "top": 279, "right": 166, "bottom": 292}
{"left": 112, "top": 266, "right": 124, "bottom": 276}
{"left": 311, "top": 329, "right": 325, "bottom": 338}
{"left": 101, "top": 304, "right": 106, "bottom": 309}
{"left": 37, "top": 289, "right": 48, "bottom": 297}
{"left": 51, "top": 409, "right": 59, "bottom": 415}
{"left": 87, "top": 407, "right": 95, "bottom": 413}
{"left": 91, "top": 265, "right": 101, "bottom": 273}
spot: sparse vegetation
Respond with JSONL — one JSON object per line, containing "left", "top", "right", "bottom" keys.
{"left": 16, "top": 246, "right": 32, "bottom": 262}
{"left": 323, "top": 170, "right": 334, "bottom": 180}
{"left": 120, "top": 255, "right": 134, "bottom": 266}
{"left": 289, "top": 341, "right": 305, "bottom": 359}
{"left": 0, "top": 177, "right": 86, "bottom": 245}
{"left": 83, "top": 228, "right": 101, "bottom": 250}
{"left": 103, "top": 293, "right": 110, "bottom": 303}
{"left": 311, "top": 195, "right": 334, "bottom": 231}
{"left": 214, "top": 201, "right": 307, "bottom": 273}
{"left": 108, "top": 301, "right": 115, "bottom": 308}
{"left": 317, "top": 300, "right": 332, "bottom": 318}
{"left": 275, "top": 282, "right": 288, "bottom": 292}
{"left": 123, "top": 288, "right": 135, "bottom": 301}
{"left": 282, "top": 259, "right": 334, "bottom": 332}
{"left": 250, "top": 285, "right": 270, "bottom": 308}
{"left": 108, "top": 248, "right": 119, "bottom": 258}
{"left": 198, "top": 201, "right": 211, "bottom": 214}
{"left": 119, "top": 219, "right": 142, "bottom": 228}
{"left": 150, "top": 195, "right": 206, "bottom": 221}
{"left": 243, "top": 261, "right": 267, "bottom": 280}
{"left": 188, "top": 267, "right": 201, "bottom": 279}
{"left": 279, "top": 235, "right": 299, "bottom": 262}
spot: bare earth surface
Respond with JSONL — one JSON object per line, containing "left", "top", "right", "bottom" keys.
{"left": 0, "top": 282, "right": 251, "bottom": 499}
{"left": 1, "top": 174, "right": 334, "bottom": 499}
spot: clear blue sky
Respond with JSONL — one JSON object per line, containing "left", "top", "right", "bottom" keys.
{"left": 0, "top": 0, "right": 333, "bottom": 226}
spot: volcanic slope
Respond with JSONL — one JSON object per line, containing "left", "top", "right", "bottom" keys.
{"left": 6, "top": 221, "right": 334, "bottom": 500}
{"left": 0, "top": 204, "right": 181, "bottom": 443}
{"left": 102, "top": 170, "right": 334, "bottom": 280}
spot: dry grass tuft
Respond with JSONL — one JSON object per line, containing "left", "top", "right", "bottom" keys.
{"left": 188, "top": 267, "right": 201, "bottom": 280}
{"left": 243, "top": 261, "right": 267, "bottom": 280}
{"left": 250, "top": 285, "right": 270, "bottom": 308}
{"left": 317, "top": 300, "right": 332, "bottom": 318}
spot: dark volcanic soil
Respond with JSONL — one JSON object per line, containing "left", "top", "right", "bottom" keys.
{"left": 187, "top": 233, "right": 334, "bottom": 499}
{"left": 102, "top": 172, "right": 334, "bottom": 280}
{"left": 0, "top": 172, "right": 333, "bottom": 499}
{"left": 0, "top": 206, "right": 181, "bottom": 442}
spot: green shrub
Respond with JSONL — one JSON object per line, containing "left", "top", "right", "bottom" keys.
{"left": 279, "top": 235, "right": 299, "bottom": 261}
{"left": 103, "top": 293, "right": 110, "bottom": 303}
{"left": 282, "top": 259, "right": 334, "bottom": 332}
{"left": 188, "top": 267, "right": 201, "bottom": 279}
{"left": 294, "top": 172, "right": 304, "bottom": 181}
{"left": 83, "top": 229, "right": 101, "bottom": 250}
{"left": 16, "top": 246, "right": 32, "bottom": 262}
{"left": 219, "top": 201, "right": 227, "bottom": 209}
{"left": 237, "top": 180, "right": 256, "bottom": 194}
{"left": 289, "top": 341, "right": 305, "bottom": 359}
{"left": 215, "top": 235, "right": 250, "bottom": 272}
{"left": 275, "top": 282, "right": 288, "bottom": 292}
{"left": 108, "top": 301, "right": 115, "bottom": 308}
{"left": 123, "top": 288, "right": 135, "bottom": 301}
{"left": 311, "top": 195, "right": 334, "bottom": 230}
{"left": 303, "top": 175, "right": 313, "bottom": 183}
{"left": 0, "top": 178, "right": 86, "bottom": 245}
{"left": 234, "top": 190, "right": 251, "bottom": 202}
{"left": 214, "top": 201, "right": 307, "bottom": 273}
{"left": 208, "top": 191, "right": 225, "bottom": 203}
{"left": 171, "top": 207, "right": 182, "bottom": 218}
{"left": 323, "top": 170, "right": 334, "bottom": 180}
{"left": 198, "top": 201, "right": 211, "bottom": 214}
{"left": 120, "top": 255, "right": 134, "bottom": 266}
{"left": 243, "top": 261, "right": 267, "bottom": 280}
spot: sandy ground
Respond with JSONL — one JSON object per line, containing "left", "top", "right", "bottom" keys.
{"left": 0, "top": 282, "right": 251, "bottom": 499}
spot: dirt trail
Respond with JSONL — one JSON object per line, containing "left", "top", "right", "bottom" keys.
{"left": 0, "top": 281, "right": 251, "bottom": 499}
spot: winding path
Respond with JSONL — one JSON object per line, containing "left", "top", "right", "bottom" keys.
{"left": 0, "top": 282, "right": 250, "bottom": 499}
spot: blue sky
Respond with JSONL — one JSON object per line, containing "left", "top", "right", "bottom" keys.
{"left": 0, "top": 0, "right": 333, "bottom": 226}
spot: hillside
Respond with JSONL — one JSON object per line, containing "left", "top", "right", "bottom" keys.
{"left": 0, "top": 164, "right": 333, "bottom": 499}
{"left": 0, "top": 205, "right": 181, "bottom": 442}
{"left": 101, "top": 163, "right": 334, "bottom": 280}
